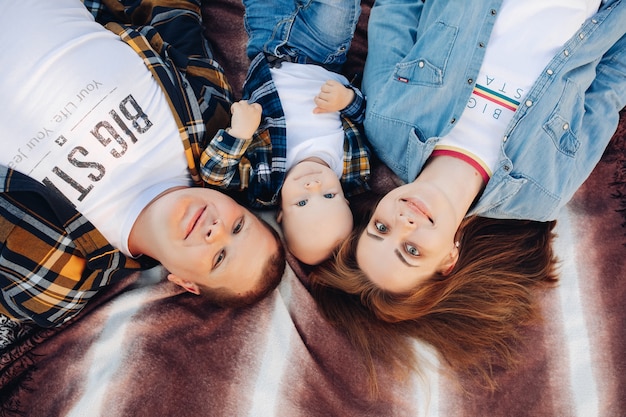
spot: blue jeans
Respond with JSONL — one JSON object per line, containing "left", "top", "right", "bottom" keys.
{"left": 243, "top": 0, "right": 361, "bottom": 70}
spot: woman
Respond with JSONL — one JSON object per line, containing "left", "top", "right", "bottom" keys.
{"left": 311, "top": 0, "right": 626, "bottom": 393}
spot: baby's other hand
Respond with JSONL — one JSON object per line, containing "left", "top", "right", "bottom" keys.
{"left": 313, "top": 80, "right": 354, "bottom": 114}
{"left": 229, "top": 100, "right": 262, "bottom": 139}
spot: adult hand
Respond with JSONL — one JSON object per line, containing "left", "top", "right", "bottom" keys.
{"left": 313, "top": 80, "right": 354, "bottom": 114}
{"left": 228, "top": 100, "right": 262, "bottom": 139}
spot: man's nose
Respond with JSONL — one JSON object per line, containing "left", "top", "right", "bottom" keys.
{"left": 205, "top": 219, "right": 226, "bottom": 242}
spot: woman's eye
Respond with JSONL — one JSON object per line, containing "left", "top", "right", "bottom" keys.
{"left": 405, "top": 243, "right": 419, "bottom": 257}
{"left": 323, "top": 193, "right": 335, "bottom": 199}
{"left": 233, "top": 218, "right": 244, "bottom": 234}
{"left": 297, "top": 200, "right": 307, "bottom": 207}
{"left": 374, "top": 221, "right": 388, "bottom": 233}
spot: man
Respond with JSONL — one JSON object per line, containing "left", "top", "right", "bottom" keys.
{"left": 0, "top": 0, "right": 285, "bottom": 328}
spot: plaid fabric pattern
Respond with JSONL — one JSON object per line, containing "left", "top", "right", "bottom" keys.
{"left": 0, "top": 1, "right": 233, "bottom": 327}
{"left": 200, "top": 52, "right": 370, "bottom": 209}
{"left": 0, "top": 169, "right": 154, "bottom": 327}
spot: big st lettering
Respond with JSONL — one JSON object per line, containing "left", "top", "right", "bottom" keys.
{"left": 43, "top": 94, "right": 153, "bottom": 201}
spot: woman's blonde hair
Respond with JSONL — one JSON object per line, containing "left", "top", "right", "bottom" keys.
{"left": 310, "top": 214, "right": 558, "bottom": 395}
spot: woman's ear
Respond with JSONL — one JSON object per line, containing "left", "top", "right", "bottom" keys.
{"left": 439, "top": 241, "right": 460, "bottom": 276}
{"left": 167, "top": 273, "right": 200, "bottom": 295}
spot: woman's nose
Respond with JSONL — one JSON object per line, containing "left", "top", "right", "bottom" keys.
{"left": 398, "top": 211, "right": 416, "bottom": 227}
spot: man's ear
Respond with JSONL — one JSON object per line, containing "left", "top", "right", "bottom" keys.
{"left": 167, "top": 273, "right": 201, "bottom": 295}
{"left": 439, "top": 242, "right": 460, "bottom": 277}
{"left": 276, "top": 210, "right": 283, "bottom": 223}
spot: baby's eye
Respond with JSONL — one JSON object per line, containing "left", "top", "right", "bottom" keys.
{"left": 374, "top": 221, "right": 388, "bottom": 233}
{"left": 323, "top": 193, "right": 335, "bottom": 199}
{"left": 405, "top": 243, "right": 419, "bottom": 257}
{"left": 297, "top": 200, "right": 307, "bottom": 207}
{"left": 233, "top": 218, "right": 244, "bottom": 234}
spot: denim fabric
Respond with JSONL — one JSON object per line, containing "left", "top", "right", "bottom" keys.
{"left": 243, "top": 0, "right": 361, "bottom": 70}
{"left": 363, "top": 0, "right": 626, "bottom": 221}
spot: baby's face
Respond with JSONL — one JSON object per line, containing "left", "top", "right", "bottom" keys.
{"left": 280, "top": 161, "right": 353, "bottom": 265}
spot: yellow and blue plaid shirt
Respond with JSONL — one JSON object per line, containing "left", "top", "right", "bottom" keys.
{"left": 0, "top": 1, "right": 233, "bottom": 327}
{"left": 200, "top": 52, "right": 371, "bottom": 209}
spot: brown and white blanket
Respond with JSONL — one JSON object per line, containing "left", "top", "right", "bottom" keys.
{"left": 1, "top": 1, "right": 625, "bottom": 416}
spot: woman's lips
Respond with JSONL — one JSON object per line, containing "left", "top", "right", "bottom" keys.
{"left": 403, "top": 198, "right": 433, "bottom": 222}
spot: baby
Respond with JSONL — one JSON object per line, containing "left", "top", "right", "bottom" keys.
{"left": 199, "top": 0, "right": 370, "bottom": 265}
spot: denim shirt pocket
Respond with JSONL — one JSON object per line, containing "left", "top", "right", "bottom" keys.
{"left": 543, "top": 79, "right": 582, "bottom": 157}
{"left": 393, "top": 21, "right": 457, "bottom": 87}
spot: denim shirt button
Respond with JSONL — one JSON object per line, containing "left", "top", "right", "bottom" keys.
{"left": 418, "top": 61, "right": 425, "bottom": 68}
{"left": 467, "top": 78, "right": 474, "bottom": 84}
{"left": 479, "top": 42, "right": 485, "bottom": 48}
{"left": 490, "top": 9, "right": 497, "bottom": 15}
{"left": 564, "top": 49, "right": 570, "bottom": 57}
{"left": 563, "top": 123, "right": 570, "bottom": 131}
{"left": 503, "top": 165, "right": 510, "bottom": 172}
{"left": 525, "top": 100, "right": 533, "bottom": 107}
{"left": 578, "top": 33, "right": 585, "bottom": 40}
{"left": 451, "top": 118, "right": 456, "bottom": 124}
{"left": 592, "top": 19, "right": 598, "bottom": 24}
{"left": 217, "top": 135, "right": 223, "bottom": 142}
{"left": 546, "top": 69, "right": 554, "bottom": 75}
{"left": 503, "top": 135, "right": 508, "bottom": 143}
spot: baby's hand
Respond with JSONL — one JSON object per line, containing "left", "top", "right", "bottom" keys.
{"left": 228, "top": 100, "right": 262, "bottom": 139}
{"left": 313, "top": 80, "right": 355, "bottom": 114}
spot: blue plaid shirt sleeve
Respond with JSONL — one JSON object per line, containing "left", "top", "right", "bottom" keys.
{"left": 200, "top": 130, "right": 252, "bottom": 188}
{"left": 341, "top": 84, "right": 366, "bottom": 124}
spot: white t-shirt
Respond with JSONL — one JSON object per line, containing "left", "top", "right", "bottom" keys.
{"left": 0, "top": 0, "right": 189, "bottom": 256}
{"left": 270, "top": 62, "right": 346, "bottom": 178}
{"left": 437, "top": 0, "right": 601, "bottom": 177}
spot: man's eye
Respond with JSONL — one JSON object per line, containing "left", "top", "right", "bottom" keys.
{"left": 323, "top": 193, "right": 335, "bottom": 199}
{"left": 405, "top": 243, "right": 419, "bottom": 257}
{"left": 213, "top": 250, "right": 225, "bottom": 269}
{"left": 233, "top": 218, "right": 244, "bottom": 234}
{"left": 374, "top": 221, "right": 388, "bottom": 233}
{"left": 297, "top": 200, "right": 307, "bottom": 207}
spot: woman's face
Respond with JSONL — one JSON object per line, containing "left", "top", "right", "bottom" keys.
{"left": 356, "top": 183, "right": 460, "bottom": 292}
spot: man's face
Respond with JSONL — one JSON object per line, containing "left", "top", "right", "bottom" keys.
{"left": 138, "top": 187, "right": 279, "bottom": 296}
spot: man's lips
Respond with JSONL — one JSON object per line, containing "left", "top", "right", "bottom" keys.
{"left": 185, "top": 206, "right": 206, "bottom": 239}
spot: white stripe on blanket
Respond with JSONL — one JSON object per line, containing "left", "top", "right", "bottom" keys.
{"left": 66, "top": 272, "right": 154, "bottom": 417}
{"left": 248, "top": 288, "right": 293, "bottom": 416}
{"left": 554, "top": 209, "right": 598, "bottom": 417}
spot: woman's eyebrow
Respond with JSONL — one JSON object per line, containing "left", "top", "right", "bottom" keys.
{"left": 395, "top": 249, "right": 418, "bottom": 267}
{"left": 365, "top": 231, "right": 383, "bottom": 241}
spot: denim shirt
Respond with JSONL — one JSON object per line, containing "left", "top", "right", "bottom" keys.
{"left": 363, "top": 0, "right": 626, "bottom": 221}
